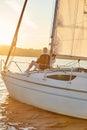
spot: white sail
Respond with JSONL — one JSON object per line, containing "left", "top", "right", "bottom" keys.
{"left": 1, "top": 0, "right": 87, "bottom": 120}
{"left": 52, "top": 0, "right": 87, "bottom": 59}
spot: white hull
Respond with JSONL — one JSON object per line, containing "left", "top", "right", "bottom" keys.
{"left": 2, "top": 70, "right": 87, "bottom": 119}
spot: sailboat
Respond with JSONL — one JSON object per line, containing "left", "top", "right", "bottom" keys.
{"left": 1, "top": 0, "right": 87, "bottom": 119}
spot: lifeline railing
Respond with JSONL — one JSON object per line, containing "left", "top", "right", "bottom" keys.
{"left": 1, "top": 59, "right": 86, "bottom": 74}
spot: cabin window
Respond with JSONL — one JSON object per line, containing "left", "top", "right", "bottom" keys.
{"left": 47, "top": 74, "right": 76, "bottom": 81}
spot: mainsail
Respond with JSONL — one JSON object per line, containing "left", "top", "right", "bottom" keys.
{"left": 51, "top": 0, "right": 87, "bottom": 60}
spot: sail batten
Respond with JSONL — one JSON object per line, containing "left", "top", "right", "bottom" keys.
{"left": 52, "top": 0, "right": 87, "bottom": 59}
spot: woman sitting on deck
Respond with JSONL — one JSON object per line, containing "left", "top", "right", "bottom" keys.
{"left": 25, "top": 47, "right": 56, "bottom": 72}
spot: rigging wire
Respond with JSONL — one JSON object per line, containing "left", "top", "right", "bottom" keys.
{"left": 71, "top": 0, "right": 79, "bottom": 55}
{"left": 49, "top": 0, "right": 59, "bottom": 67}
{"left": 6, "top": 47, "right": 16, "bottom": 70}
{"left": 4, "top": 0, "right": 28, "bottom": 70}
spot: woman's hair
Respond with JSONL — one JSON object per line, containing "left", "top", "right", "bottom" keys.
{"left": 43, "top": 47, "right": 48, "bottom": 53}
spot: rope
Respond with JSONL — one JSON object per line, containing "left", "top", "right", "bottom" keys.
{"left": 4, "top": 0, "right": 28, "bottom": 70}
{"left": 71, "top": 0, "right": 79, "bottom": 55}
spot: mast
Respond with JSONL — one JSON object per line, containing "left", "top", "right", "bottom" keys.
{"left": 50, "top": 0, "right": 59, "bottom": 67}
{"left": 4, "top": 0, "right": 28, "bottom": 70}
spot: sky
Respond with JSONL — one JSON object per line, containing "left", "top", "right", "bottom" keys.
{"left": 0, "top": 0, "right": 55, "bottom": 49}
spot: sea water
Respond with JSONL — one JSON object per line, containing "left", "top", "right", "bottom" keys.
{"left": 0, "top": 56, "right": 87, "bottom": 130}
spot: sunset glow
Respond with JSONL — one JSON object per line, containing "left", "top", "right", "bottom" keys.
{"left": 0, "top": 0, "right": 55, "bottom": 49}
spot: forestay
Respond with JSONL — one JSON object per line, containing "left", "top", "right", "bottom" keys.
{"left": 52, "top": 0, "right": 87, "bottom": 60}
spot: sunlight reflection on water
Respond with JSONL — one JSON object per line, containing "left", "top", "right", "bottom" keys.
{"left": 0, "top": 76, "right": 8, "bottom": 129}
{"left": 0, "top": 56, "right": 87, "bottom": 130}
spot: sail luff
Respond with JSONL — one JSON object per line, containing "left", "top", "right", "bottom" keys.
{"left": 50, "top": 0, "right": 59, "bottom": 67}
{"left": 51, "top": 0, "right": 59, "bottom": 42}
{"left": 4, "top": 0, "right": 28, "bottom": 70}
